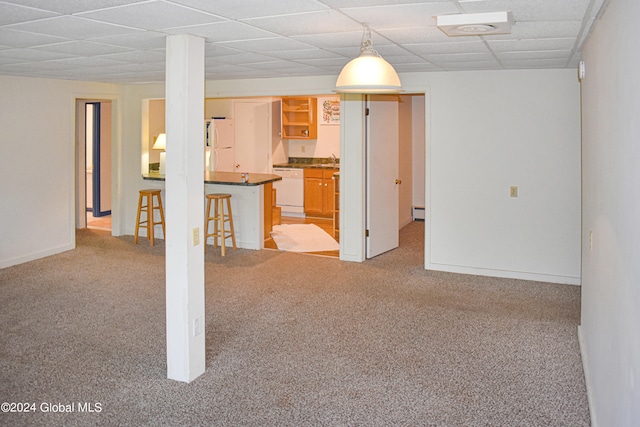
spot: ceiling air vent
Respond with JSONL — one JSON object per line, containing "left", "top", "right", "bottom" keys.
{"left": 436, "top": 11, "right": 513, "bottom": 36}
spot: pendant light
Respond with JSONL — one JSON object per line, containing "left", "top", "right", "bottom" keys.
{"left": 334, "top": 24, "right": 402, "bottom": 94}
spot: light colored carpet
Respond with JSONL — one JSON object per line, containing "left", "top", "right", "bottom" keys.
{"left": 0, "top": 221, "right": 590, "bottom": 426}
{"left": 270, "top": 223, "right": 339, "bottom": 252}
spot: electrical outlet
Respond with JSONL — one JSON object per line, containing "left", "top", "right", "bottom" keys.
{"left": 589, "top": 231, "right": 593, "bottom": 250}
{"left": 301, "top": 145, "right": 306, "bottom": 153}
{"left": 510, "top": 186, "right": 518, "bottom": 198}
{"left": 192, "top": 227, "right": 199, "bottom": 246}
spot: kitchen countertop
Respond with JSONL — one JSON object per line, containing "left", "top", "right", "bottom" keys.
{"left": 143, "top": 171, "right": 282, "bottom": 186}
{"left": 273, "top": 163, "right": 340, "bottom": 170}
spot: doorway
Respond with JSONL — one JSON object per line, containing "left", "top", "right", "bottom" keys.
{"left": 76, "top": 99, "right": 112, "bottom": 231}
{"left": 365, "top": 94, "right": 424, "bottom": 259}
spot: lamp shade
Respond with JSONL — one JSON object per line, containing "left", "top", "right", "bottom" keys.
{"left": 152, "top": 133, "right": 166, "bottom": 150}
{"left": 335, "top": 50, "right": 402, "bottom": 93}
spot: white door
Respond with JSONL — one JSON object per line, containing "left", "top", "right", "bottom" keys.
{"left": 366, "top": 95, "right": 399, "bottom": 258}
{"left": 234, "top": 102, "right": 270, "bottom": 173}
{"left": 213, "top": 119, "right": 235, "bottom": 172}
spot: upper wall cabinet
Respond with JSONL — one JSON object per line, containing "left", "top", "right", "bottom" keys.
{"left": 281, "top": 97, "right": 317, "bottom": 140}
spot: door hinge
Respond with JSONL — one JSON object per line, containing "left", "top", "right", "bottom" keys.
{"left": 365, "top": 229, "right": 370, "bottom": 237}
{"left": 365, "top": 108, "right": 370, "bottom": 116}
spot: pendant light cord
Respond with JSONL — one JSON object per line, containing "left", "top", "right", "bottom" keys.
{"left": 360, "top": 23, "right": 378, "bottom": 56}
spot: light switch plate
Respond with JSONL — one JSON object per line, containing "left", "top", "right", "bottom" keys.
{"left": 192, "top": 227, "right": 200, "bottom": 246}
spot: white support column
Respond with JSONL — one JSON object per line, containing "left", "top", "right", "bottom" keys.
{"left": 165, "top": 34, "right": 205, "bottom": 382}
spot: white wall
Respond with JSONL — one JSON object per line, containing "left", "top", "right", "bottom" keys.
{"left": 0, "top": 75, "right": 121, "bottom": 268}
{"left": 1, "top": 69, "right": 581, "bottom": 288}
{"left": 580, "top": 0, "right": 640, "bottom": 425}
{"left": 403, "top": 70, "right": 582, "bottom": 284}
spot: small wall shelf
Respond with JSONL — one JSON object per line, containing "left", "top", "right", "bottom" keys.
{"left": 281, "top": 97, "right": 317, "bottom": 140}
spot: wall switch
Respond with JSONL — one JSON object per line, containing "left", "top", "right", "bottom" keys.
{"left": 301, "top": 145, "right": 306, "bottom": 153}
{"left": 589, "top": 231, "right": 593, "bottom": 250}
{"left": 510, "top": 186, "right": 518, "bottom": 198}
{"left": 193, "top": 317, "right": 202, "bottom": 336}
{"left": 192, "top": 227, "right": 199, "bottom": 246}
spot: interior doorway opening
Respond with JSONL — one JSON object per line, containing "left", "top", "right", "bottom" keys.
{"left": 76, "top": 99, "right": 113, "bottom": 232}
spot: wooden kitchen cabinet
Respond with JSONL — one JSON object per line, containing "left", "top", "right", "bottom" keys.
{"left": 304, "top": 168, "right": 338, "bottom": 217}
{"left": 281, "top": 97, "right": 317, "bottom": 140}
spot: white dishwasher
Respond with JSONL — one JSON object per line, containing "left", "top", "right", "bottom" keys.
{"left": 273, "top": 168, "right": 304, "bottom": 216}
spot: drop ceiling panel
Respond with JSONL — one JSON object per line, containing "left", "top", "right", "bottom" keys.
{"left": 403, "top": 41, "right": 488, "bottom": 56}
{"left": 171, "top": 0, "right": 329, "bottom": 20}
{"left": 0, "top": 48, "right": 75, "bottom": 61}
{"left": 163, "top": 21, "right": 278, "bottom": 42}
{"left": 88, "top": 32, "right": 169, "bottom": 50}
{"left": 459, "top": 0, "right": 592, "bottom": 21}
{"left": 32, "top": 41, "right": 134, "bottom": 56}
{"left": 217, "top": 37, "right": 317, "bottom": 53}
{"left": 0, "top": 2, "right": 58, "bottom": 25}
{"left": 48, "top": 56, "right": 130, "bottom": 68}
{"left": 268, "top": 49, "right": 344, "bottom": 61}
{"left": 0, "top": 28, "right": 70, "bottom": 48}
{"left": 496, "top": 50, "right": 572, "bottom": 60}
{"left": 490, "top": 21, "right": 584, "bottom": 40}
{"left": 0, "top": 0, "right": 150, "bottom": 14}
{"left": 378, "top": 26, "right": 452, "bottom": 45}
{"left": 99, "top": 50, "right": 166, "bottom": 63}
{"left": 340, "top": 3, "right": 459, "bottom": 28}
{"left": 243, "top": 10, "right": 360, "bottom": 36}
{"left": 427, "top": 52, "right": 496, "bottom": 63}
{"left": 292, "top": 31, "right": 368, "bottom": 49}
{"left": 488, "top": 38, "right": 577, "bottom": 52}
{"left": 319, "top": 0, "right": 448, "bottom": 6}
{"left": 0, "top": 0, "right": 609, "bottom": 83}
{"left": 77, "top": 0, "right": 223, "bottom": 31}
{"left": 501, "top": 58, "right": 569, "bottom": 68}
{"left": 7, "top": 16, "right": 143, "bottom": 39}
{"left": 208, "top": 52, "right": 281, "bottom": 65}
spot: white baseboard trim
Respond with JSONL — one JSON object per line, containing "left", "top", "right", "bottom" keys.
{"left": 424, "top": 262, "right": 581, "bottom": 285}
{"left": 0, "top": 243, "right": 75, "bottom": 269}
{"left": 578, "top": 325, "right": 597, "bottom": 427}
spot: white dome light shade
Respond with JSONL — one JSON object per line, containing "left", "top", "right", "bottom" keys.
{"left": 334, "top": 24, "right": 402, "bottom": 94}
{"left": 334, "top": 50, "right": 402, "bottom": 93}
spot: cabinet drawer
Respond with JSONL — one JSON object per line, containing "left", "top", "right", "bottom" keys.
{"left": 323, "top": 169, "right": 338, "bottom": 179}
{"left": 304, "top": 168, "right": 323, "bottom": 178}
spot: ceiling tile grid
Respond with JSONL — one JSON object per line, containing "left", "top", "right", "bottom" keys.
{"left": 0, "top": 0, "right": 608, "bottom": 84}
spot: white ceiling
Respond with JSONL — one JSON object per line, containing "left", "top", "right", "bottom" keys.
{"left": 0, "top": 0, "right": 607, "bottom": 84}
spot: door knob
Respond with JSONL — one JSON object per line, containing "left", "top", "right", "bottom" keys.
{"left": 395, "top": 179, "right": 402, "bottom": 184}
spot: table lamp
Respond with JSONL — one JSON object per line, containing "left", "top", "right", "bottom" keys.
{"left": 153, "top": 133, "right": 166, "bottom": 174}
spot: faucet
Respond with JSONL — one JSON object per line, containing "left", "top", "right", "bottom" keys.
{"left": 330, "top": 153, "right": 337, "bottom": 166}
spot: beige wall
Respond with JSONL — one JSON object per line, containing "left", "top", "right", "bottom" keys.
{"left": 0, "top": 75, "right": 122, "bottom": 268}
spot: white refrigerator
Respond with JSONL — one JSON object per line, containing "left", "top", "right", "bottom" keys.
{"left": 205, "top": 118, "right": 235, "bottom": 172}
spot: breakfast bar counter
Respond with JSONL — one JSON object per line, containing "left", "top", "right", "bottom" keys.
{"left": 143, "top": 171, "right": 282, "bottom": 250}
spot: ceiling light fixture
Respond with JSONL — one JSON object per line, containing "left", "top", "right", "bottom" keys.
{"left": 334, "top": 23, "right": 402, "bottom": 94}
{"left": 437, "top": 11, "right": 513, "bottom": 37}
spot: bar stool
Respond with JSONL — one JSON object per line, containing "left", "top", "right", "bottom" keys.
{"left": 134, "top": 189, "right": 166, "bottom": 246}
{"left": 205, "top": 193, "right": 236, "bottom": 256}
